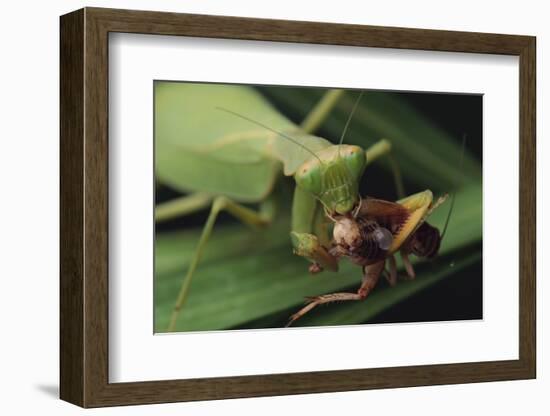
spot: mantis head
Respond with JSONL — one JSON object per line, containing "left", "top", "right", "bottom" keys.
{"left": 216, "top": 90, "right": 368, "bottom": 217}
{"left": 295, "top": 145, "right": 366, "bottom": 215}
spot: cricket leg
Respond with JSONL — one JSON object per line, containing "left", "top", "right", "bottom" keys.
{"left": 385, "top": 255, "right": 398, "bottom": 287}
{"left": 286, "top": 261, "right": 385, "bottom": 327}
{"left": 166, "top": 195, "right": 276, "bottom": 332}
{"left": 401, "top": 251, "right": 416, "bottom": 279}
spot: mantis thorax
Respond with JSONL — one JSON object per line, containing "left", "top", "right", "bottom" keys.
{"left": 294, "top": 145, "right": 366, "bottom": 215}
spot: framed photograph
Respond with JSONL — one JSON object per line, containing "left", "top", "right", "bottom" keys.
{"left": 60, "top": 7, "right": 536, "bottom": 408}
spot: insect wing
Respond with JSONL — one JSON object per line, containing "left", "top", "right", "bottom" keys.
{"left": 359, "top": 196, "right": 409, "bottom": 239}
{"left": 360, "top": 191, "right": 437, "bottom": 254}
{"left": 390, "top": 190, "right": 435, "bottom": 253}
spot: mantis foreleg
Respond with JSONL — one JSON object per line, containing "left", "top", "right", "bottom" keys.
{"left": 166, "top": 195, "right": 276, "bottom": 332}
{"left": 290, "top": 186, "right": 338, "bottom": 272}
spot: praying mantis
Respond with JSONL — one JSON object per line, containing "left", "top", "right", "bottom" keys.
{"left": 155, "top": 82, "right": 451, "bottom": 331}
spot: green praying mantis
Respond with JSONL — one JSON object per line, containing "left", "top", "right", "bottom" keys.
{"left": 155, "top": 82, "right": 452, "bottom": 331}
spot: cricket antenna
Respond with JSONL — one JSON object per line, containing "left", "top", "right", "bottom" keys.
{"left": 440, "top": 133, "right": 466, "bottom": 240}
{"left": 216, "top": 107, "right": 322, "bottom": 163}
{"left": 338, "top": 91, "right": 364, "bottom": 146}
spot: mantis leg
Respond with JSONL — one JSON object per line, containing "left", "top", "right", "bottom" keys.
{"left": 167, "top": 195, "right": 275, "bottom": 332}
{"left": 364, "top": 139, "right": 405, "bottom": 199}
{"left": 286, "top": 260, "right": 385, "bottom": 327}
{"left": 300, "top": 89, "right": 345, "bottom": 134}
{"left": 155, "top": 192, "right": 213, "bottom": 222}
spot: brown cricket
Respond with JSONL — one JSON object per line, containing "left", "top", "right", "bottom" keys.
{"left": 287, "top": 191, "right": 449, "bottom": 326}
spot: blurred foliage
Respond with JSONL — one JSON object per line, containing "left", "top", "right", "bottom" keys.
{"left": 154, "top": 82, "right": 482, "bottom": 333}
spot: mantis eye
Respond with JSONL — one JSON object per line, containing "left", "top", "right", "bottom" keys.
{"left": 372, "top": 227, "right": 393, "bottom": 250}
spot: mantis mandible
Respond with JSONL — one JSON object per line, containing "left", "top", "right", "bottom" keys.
{"left": 155, "top": 82, "right": 448, "bottom": 331}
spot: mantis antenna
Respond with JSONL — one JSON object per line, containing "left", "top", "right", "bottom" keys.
{"left": 216, "top": 107, "right": 323, "bottom": 163}
{"left": 440, "top": 133, "right": 467, "bottom": 240}
{"left": 336, "top": 90, "right": 364, "bottom": 207}
{"left": 338, "top": 90, "right": 364, "bottom": 146}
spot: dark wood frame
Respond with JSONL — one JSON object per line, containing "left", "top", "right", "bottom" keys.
{"left": 60, "top": 7, "right": 536, "bottom": 408}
